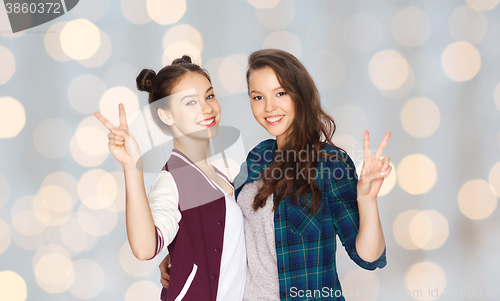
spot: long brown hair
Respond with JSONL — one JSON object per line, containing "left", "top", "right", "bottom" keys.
{"left": 247, "top": 49, "right": 347, "bottom": 213}
{"left": 136, "top": 55, "right": 211, "bottom": 133}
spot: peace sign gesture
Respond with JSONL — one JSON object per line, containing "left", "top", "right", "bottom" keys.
{"left": 357, "top": 130, "right": 392, "bottom": 201}
{"left": 94, "top": 103, "right": 141, "bottom": 167}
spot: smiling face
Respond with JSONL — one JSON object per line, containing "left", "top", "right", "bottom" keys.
{"left": 248, "top": 67, "right": 295, "bottom": 146}
{"left": 158, "top": 72, "right": 221, "bottom": 140}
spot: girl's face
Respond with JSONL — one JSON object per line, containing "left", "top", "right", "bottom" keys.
{"left": 159, "top": 73, "right": 221, "bottom": 139}
{"left": 248, "top": 67, "right": 295, "bottom": 145}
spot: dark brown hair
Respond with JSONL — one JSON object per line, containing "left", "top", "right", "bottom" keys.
{"left": 136, "top": 55, "right": 211, "bottom": 133}
{"left": 246, "top": 49, "right": 347, "bottom": 213}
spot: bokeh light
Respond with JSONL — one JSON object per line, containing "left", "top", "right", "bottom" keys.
{"left": 488, "top": 161, "right": 500, "bottom": 198}
{"left": 204, "top": 57, "right": 232, "bottom": 98}
{"left": 33, "top": 118, "right": 73, "bottom": 159}
{"left": 401, "top": 98, "right": 440, "bottom": 138}
{"left": 78, "top": 169, "right": 117, "bottom": 210}
{"left": 404, "top": 261, "right": 446, "bottom": 301}
{"left": 60, "top": 19, "right": 101, "bottom": 60}
{"left": 397, "top": 154, "right": 437, "bottom": 195}
{"left": 394, "top": 210, "right": 420, "bottom": 250}
{"left": 379, "top": 65, "right": 414, "bottom": 99}
{"left": 368, "top": 50, "right": 409, "bottom": 91}
{"left": 60, "top": 215, "right": 99, "bottom": 253}
{"left": 0, "top": 45, "right": 15, "bottom": 85}
{"left": 71, "top": 0, "right": 110, "bottom": 22}
{"left": 33, "top": 245, "right": 75, "bottom": 294}
{"left": 0, "top": 174, "right": 10, "bottom": 208}
{"left": 78, "top": 30, "right": 113, "bottom": 68}
{"left": 162, "top": 41, "right": 203, "bottom": 67}
{"left": 341, "top": 269, "right": 380, "bottom": 301}
{"left": 448, "top": 6, "right": 487, "bottom": 44}
{"left": 125, "top": 280, "right": 162, "bottom": 301}
{"left": 163, "top": 24, "right": 203, "bottom": 53}
{"left": 44, "top": 22, "right": 72, "bottom": 62}
{"left": 77, "top": 203, "right": 118, "bottom": 237}
{"left": 0, "top": 97, "right": 26, "bottom": 139}
{"left": 343, "top": 13, "right": 383, "bottom": 53}
{"left": 121, "top": 0, "right": 151, "bottom": 24}
{"left": 255, "top": 0, "right": 295, "bottom": 30}
{"left": 219, "top": 53, "right": 248, "bottom": 94}
{"left": 262, "top": 31, "right": 302, "bottom": 59}
{"left": 458, "top": 179, "right": 497, "bottom": 220}
{"left": 467, "top": 0, "right": 500, "bottom": 10}
{"left": 494, "top": 81, "right": 500, "bottom": 112}
{"left": 0, "top": 270, "right": 27, "bottom": 301}
{"left": 0, "top": 219, "right": 11, "bottom": 255}
{"left": 392, "top": 7, "right": 431, "bottom": 47}
{"left": 108, "top": 171, "right": 126, "bottom": 212}
{"left": 441, "top": 41, "right": 481, "bottom": 82}
{"left": 99, "top": 87, "right": 140, "bottom": 128}
{"left": 147, "top": 0, "right": 186, "bottom": 25}
{"left": 68, "top": 74, "right": 107, "bottom": 114}
{"left": 119, "top": 241, "right": 159, "bottom": 277}
{"left": 68, "top": 259, "right": 105, "bottom": 299}
{"left": 247, "top": 0, "right": 281, "bottom": 9}
{"left": 36, "top": 185, "right": 73, "bottom": 226}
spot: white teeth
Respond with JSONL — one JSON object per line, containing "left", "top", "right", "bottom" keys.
{"left": 265, "top": 115, "right": 283, "bottom": 123}
{"left": 199, "top": 117, "right": 215, "bottom": 126}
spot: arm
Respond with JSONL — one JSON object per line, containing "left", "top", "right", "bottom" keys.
{"left": 327, "top": 146, "right": 388, "bottom": 268}
{"left": 123, "top": 162, "right": 157, "bottom": 260}
{"left": 94, "top": 103, "right": 163, "bottom": 260}
{"left": 355, "top": 130, "right": 391, "bottom": 262}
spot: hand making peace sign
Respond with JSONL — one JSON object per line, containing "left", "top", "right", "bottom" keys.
{"left": 94, "top": 103, "right": 141, "bottom": 167}
{"left": 356, "top": 130, "right": 392, "bottom": 201}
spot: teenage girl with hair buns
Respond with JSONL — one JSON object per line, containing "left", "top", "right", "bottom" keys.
{"left": 94, "top": 55, "right": 246, "bottom": 301}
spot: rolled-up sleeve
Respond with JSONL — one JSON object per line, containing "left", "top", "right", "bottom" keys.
{"left": 147, "top": 171, "right": 181, "bottom": 257}
{"left": 325, "top": 153, "right": 387, "bottom": 270}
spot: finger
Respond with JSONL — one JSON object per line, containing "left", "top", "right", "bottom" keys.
{"left": 112, "top": 128, "right": 129, "bottom": 138}
{"left": 381, "top": 165, "right": 392, "bottom": 178}
{"left": 94, "top": 111, "right": 116, "bottom": 132}
{"left": 107, "top": 132, "right": 124, "bottom": 141}
{"left": 160, "top": 278, "right": 169, "bottom": 289}
{"left": 374, "top": 131, "right": 391, "bottom": 159}
{"left": 109, "top": 138, "right": 124, "bottom": 145}
{"left": 380, "top": 156, "right": 390, "bottom": 171}
{"left": 363, "top": 130, "right": 370, "bottom": 163}
{"left": 118, "top": 103, "right": 129, "bottom": 130}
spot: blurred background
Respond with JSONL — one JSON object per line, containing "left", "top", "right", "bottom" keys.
{"left": 1, "top": 0, "right": 500, "bottom": 300}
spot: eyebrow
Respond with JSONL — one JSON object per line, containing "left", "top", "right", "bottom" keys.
{"left": 179, "top": 87, "right": 214, "bottom": 101}
{"left": 249, "top": 86, "right": 282, "bottom": 94}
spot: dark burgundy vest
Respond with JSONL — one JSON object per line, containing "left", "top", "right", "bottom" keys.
{"left": 158, "top": 150, "right": 230, "bottom": 301}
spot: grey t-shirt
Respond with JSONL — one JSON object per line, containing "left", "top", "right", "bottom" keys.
{"left": 237, "top": 179, "right": 280, "bottom": 301}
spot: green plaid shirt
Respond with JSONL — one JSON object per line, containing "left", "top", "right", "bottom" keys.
{"left": 234, "top": 139, "right": 386, "bottom": 300}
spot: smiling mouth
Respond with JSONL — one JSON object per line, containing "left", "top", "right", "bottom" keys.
{"left": 265, "top": 115, "right": 284, "bottom": 125}
{"left": 197, "top": 117, "right": 216, "bottom": 127}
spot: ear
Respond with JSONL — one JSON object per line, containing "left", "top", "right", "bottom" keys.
{"left": 158, "top": 108, "right": 174, "bottom": 126}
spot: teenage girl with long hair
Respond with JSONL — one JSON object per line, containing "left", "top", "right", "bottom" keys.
{"left": 160, "top": 49, "right": 392, "bottom": 301}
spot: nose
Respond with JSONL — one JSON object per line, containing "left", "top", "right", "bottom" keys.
{"left": 199, "top": 97, "right": 214, "bottom": 115}
{"left": 264, "top": 96, "right": 277, "bottom": 112}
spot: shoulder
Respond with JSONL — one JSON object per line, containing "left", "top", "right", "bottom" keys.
{"left": 246, "top": 139, "right": 276, "bottom": 161}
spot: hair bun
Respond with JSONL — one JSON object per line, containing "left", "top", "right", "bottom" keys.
{"left": 172, "top": 55, "right": 192, "bottom": 65}
{"left": 136, "top": 69, "right": 156, "bottom": 93}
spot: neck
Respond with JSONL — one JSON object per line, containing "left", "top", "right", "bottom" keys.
{"left": 173, "top": 135, "right": 211, "bottom": 168}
